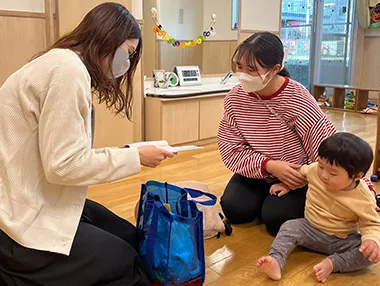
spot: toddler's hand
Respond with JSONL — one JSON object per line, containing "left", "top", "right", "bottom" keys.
{"left": 360, "top": 239, "right": 380, "bottom": 263}
{"left": 269, "top": 183, "right": 291, "bottom": 197}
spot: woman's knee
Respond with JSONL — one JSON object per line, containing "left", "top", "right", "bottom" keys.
{"left": 95, "top": 238, "right": 148, "bottom": 284}
{"left": 220, "top": 195, "right": 258, "bottom": 224}
{"left": 261, "top": 206, "right": 293, "bottom": 235}
{"left": 220, "top": 175, "right": 267, "bottom": 224}
{"left": 261, "top": 194, "right": 305, "bottom": 235}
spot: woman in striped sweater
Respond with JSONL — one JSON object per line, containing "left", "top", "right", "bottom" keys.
{"left": 218, "top": 32, "right": 375, "bottom": 235}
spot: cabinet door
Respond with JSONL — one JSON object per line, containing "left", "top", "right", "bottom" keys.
{"left": 199, "top": 97, "right": 225, "bottom": 140}
{"left": 162, "top": 101, "right": 199, "bottom": 145}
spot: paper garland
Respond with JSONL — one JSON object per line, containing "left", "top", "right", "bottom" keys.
{"left": 151, "top": 7, "right": 216, "bottom": 48}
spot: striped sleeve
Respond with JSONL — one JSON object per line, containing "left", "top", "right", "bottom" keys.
{"left": 363, "top": 177, "right": 377, "bottom": 198}
{"left": 217, "top": 97, "right": 270, "bottom": 179}
{"left": 293, "top": 91, "right": 376, "bottom": 195}
{"left": 293, "top": 92, "right": 337, "bottom": 162}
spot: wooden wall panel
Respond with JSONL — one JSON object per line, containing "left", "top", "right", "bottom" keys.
{"left": 92, "top": 102, "right": 134, "bottom": 148}
{"left": 183, "top": 44, "right": 203, "bottom": 69}
{"left": 229, "top": 40, "right": 238, "bottom": 62}
{"left": 142, "top": 0, "right": 157, "bottom": 77}
{"left": 202, "top": 41, "right": 234, "bottom": 74}
{"left": 156, "top": 40, "right": 237, "bottom": 74}
{"left": 361, "top": 37, "right": 380, "bottom": 88}
{"left": 158, "top": 40, "right": 183, "bottom": 72}
{"left": 57, "top": 0, "right": 132, "bottom": 35}
{"left": 361, "top": 36, "right": 380, "bottom": 100}
{"left": 238, "top": 31, "right": 253, "bottom": 43}
{"left": 0, "top": 16, "right": 46, "bottom": 86}
{"left": 132, "top": 53, "right": 144, "bottom": 141}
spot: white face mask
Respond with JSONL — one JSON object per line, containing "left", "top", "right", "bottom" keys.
{"left": 109, "top": 46, "right": 131, "bottom": 79}
{"left": 237, "top": 70, "right": 273, "bottom": 93}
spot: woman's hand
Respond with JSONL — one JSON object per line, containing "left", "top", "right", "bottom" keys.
{"left": 270, "top": 183, "right": 291, "bottom": 197}
{"left": 138, "top": 146, "right": 174, "bottom": 168}
{"left": 265, "top": 160, "right": 307, "bottom": 190}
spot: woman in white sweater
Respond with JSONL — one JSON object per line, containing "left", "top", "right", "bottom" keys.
{"left": 0, "top": 3, "right": 171, "bottom": 285}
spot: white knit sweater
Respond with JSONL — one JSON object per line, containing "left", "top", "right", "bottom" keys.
{"left": 0, "top": 49, "right": 141, "bottom": 255}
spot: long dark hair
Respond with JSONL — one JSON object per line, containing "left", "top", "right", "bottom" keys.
{"left": 33, "top": 2, "right": 142, "bottom": 120}
{"left": 232, "top": 32, "right": 290, "bottom": 78}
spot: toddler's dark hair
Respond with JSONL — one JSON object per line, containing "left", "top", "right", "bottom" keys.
{"left": 318, "top": 132, "right": 373, "bottom": 178}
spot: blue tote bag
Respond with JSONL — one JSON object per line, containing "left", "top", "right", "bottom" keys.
{"left": 136, "top": 181, "right": 217, "bottom": 286}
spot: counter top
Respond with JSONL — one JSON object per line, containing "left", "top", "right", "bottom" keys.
{"left": 145, "top": 76, "right": 239, "bottom": 98}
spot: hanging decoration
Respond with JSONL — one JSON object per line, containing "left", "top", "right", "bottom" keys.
{"left": 151, "top": 7, "right": 216, "bottom": 48}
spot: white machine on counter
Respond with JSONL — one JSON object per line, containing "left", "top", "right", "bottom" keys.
{"left": 173, "top": 66, "right": 202, "bottom": 86}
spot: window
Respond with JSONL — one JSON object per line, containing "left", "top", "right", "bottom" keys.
{"left": 281, "top": 0, "right": 314, "bottom": 88}
{"left": 232, "top": 0, "right": 239, "bottom": 30}
{"left": 281, "top": 0, "right": 355, "bottom": 89}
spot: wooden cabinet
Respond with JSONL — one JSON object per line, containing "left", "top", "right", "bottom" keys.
{"left": 145, "top": 93, "right": 226, "bottom": 145}
{"left": 162, "top": 101, "right": 199, "bottom": 145}
{"left": 199, "top": 98, "right": 224, "bottom": 140}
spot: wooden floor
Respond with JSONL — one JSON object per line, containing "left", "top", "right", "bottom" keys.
{"left": 88, "top": 110, "right": 380, "bottom": 285}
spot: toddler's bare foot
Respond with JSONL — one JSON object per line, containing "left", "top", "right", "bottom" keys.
{"left": 313, "top": 258, "right": 333, "bottom": 283}
{"left": 256, "top": 256, "right": 282, "bottom": 280}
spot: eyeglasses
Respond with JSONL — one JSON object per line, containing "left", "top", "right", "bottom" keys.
{"left": 128, "top": 49, "right": 137, "bottom": 60}
{"left": 125, "top": 43, "right": 137, "bottom": 60}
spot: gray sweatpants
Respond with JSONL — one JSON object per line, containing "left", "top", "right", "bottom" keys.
{"left": 269, "top": 218, "right": 373, "bottom": 273}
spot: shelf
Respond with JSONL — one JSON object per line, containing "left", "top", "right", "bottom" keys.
{"left": 313, "top": 84, "right": 379, "bottom": 115}
{"left": 314, "top": 83, "right": 380, "bottom": 176}
{"left": 314, "top": 84, "right": 379, "bottom": 92}
{"left": 313, "top": 84, "right": 380, "bottom": 177}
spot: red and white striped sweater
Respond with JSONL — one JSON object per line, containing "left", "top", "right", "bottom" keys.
{"left": 217, "top": 77, "right": 376, "bottom": 195}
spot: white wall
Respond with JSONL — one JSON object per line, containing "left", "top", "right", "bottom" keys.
{"left": 132, "top": 0, "right": 142, "bottom": 19}
{"left": 0, "top": 0, "right": 45, "bottom": 12}
{"left": 158, "top": 0, "right": 203, "bottom": 40}
{"left": 203, "top": 0, "right": 238, "bottom": 41}
{"left": 240, "top": 0, "right": 280, "bottom": 32}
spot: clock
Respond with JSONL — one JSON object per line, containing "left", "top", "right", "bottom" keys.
{"left": 173, "top": 66, "right": 202, "bottom": 86}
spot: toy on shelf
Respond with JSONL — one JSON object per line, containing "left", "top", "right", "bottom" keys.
{"left": 317, "top": 91, "right": 332, "bottom": 107}
{"left": 361, "top": 107, "right": 377, "bottom": 114}
{"left": 151, "top": 7, "right": 216, "bottom": 48}
{"left": 360, "top": 100, "right": 378, "bottom": 114}
{"left": 369, "top": 2, "right": 380, "bottom": 29}
{"left": 344, "top": 91, "right": 355, "bottom": 110}
{"left": 368, "top": 100, "right": 378, "bottom": 108}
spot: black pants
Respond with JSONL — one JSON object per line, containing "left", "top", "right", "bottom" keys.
{"left": 220, "top": 174, "right": 307, "bottom": 235}
{"left": 0, "top": 200, "right": 150, "bottom": 286}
